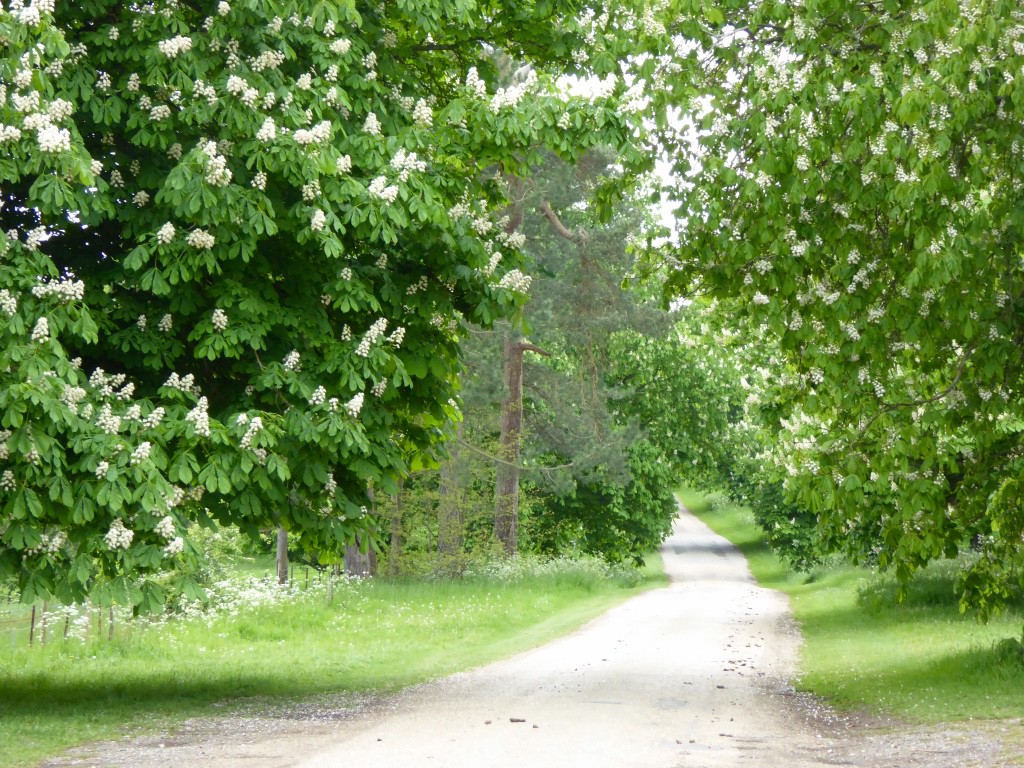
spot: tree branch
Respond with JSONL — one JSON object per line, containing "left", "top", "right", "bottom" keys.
{"left": 515, "top": 341, "right": 551, "bottom": 357}
{"left": 455, "top": 437, "right": 573, "bottom": 471}
{"left": 855, "top": 344, "right": 976, "bottom": 439}
{"left": 539, "top": 200, "right": 587, "bottom": 243}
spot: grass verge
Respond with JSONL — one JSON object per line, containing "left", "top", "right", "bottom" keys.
{"left": 0, "top": 556, "right": 665, "bottom": 768}
{"left": 677, "top": 488, "right": 1024, "bottom": 724}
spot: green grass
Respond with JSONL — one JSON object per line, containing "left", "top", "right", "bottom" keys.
{"left": 678, "top": 488, "right": 1024, "bottom": 724}
{"left": 0, "top": 558, "right": 664, "bottom": 768}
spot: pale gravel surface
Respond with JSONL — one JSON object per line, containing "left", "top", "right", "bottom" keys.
{"left": 46, "top": 505, "right": 1021, "bottom": 768}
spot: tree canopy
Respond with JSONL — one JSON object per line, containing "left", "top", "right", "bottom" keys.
{"left": 0, "top": 0, "right": 661, "bottom": 607}
{"left": 661, "top": 0, "right": 1024, "bottom": 614}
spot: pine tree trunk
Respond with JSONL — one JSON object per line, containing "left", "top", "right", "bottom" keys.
{"left": 495, "top": 335, "right": 524, "bottom": 556}
{"left": 275, "top": 527, "right": 289, "bottom": 585}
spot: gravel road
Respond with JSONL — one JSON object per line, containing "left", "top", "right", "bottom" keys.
{"left": 47, "top": 505, "right": 1018, "bottom": 768}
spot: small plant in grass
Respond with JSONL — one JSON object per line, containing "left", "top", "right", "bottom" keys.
{"left": 991, "top": 634, "right": 1024, "bottom": 670}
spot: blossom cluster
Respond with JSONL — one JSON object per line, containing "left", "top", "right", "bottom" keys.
{"left": 238, "top": 414, "right": 262, "bottom": 449}
{"left": 355, "top": 317, "right": 388, "bottom": 356}
{"left": 497, "top": 269, "right": 533, "bottom": 293}
{"left": 344, "top": 392, "right": 364, "bottom": 417}
{"left": 368, "top": 175, "right": 399, "bottom": 203}
{"left": 103, "top": 518, "right": 134, "bottom": 550}
{"left": 185, "top": 396, "right": 211, "bottom": 437}
{"left": 25, "top": 530, "right": 66, "bottom": 556}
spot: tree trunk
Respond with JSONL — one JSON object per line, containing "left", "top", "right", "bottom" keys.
{"left": 494, "top": 336, "right": 550, "bottom": 555}
{"left": 344, "top": 537, "right": 376, "bottom": 577}
{"left": 438, "top": 424, "right": 466, "bottom": 574}
{"left": 495, "top": 335, "right": 524, "bottom": 555}
{"left": 275, "top": 527, "right": 289, "bottom": 585}
{"left": 386, "top": 478, "right": 405, "bottom": 577}
{"left": 346, "top": 486, "right": 377, "bottom": 577}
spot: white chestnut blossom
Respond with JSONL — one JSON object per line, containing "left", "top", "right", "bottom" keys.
{"left": 200, "top": 141, "right": 232, "bottom": 186}
{"left": 367, "top": 175, "right": 399, "bottom": 203}
{"left": 363, "top": 112, "right": 381, "bottom": 136}
{"left": 240, "top": 415, "right": 262, "bottom": 449}
{"left": 163, "top": 537, "right": 185, "bottom": 556}
{"left": 390, "top": 148, "right": 426, "bottom": 181}
{"left": 497, "top": 269, "right": 532, "bottom": 293}
{"left": 155, "top": 515, "right": 176, "bottom": 539}
{"left": 211, "top": 308, "right": 228, "bottom": 331}
{"left": 185, "top": 396, "right": 211, "bottom": 437}
{"left": 465, "top": 67, "right": 487, "bottom": 99}
{"left": 256, "top": 118, "right": 276, "bottom": 142}
{"left": 293, "top": 120, "right": 331, "bottom": 145}
{"left": 344, "top": 392, "right": 364, "bottom": 417}
{"left": 187, "top": 229, "right": 215, "bottom": 249}
{"left": 130, "top": 441, "right": 152, "bottom": 465}
{"left": 37, "top": 123, "right": 71, "bottom": 152}
{"left": 142, "top": 407, "right": 165, "bottom": 429}
{"left": 32, "top": 274, "right": 84, "bottom": 302}
{"left": 103, "top": 519, "right": 134, "bottom": 550}
{"left": 0, "top": 289, "right": 16, "bottom": 316}
{"left": 309, "top": 385, "right": 326, "bottom": 406}
{"left": 30, "top": 316, "right": 49, "bottom": 342}
{"left": 355, "top": 317, "right": 388, "bottom": 356}
{"left": 95, "top": 403, "right": 121, "bottom": 434}
{"left": 412, "top": 98, "right": 432, "bottom": 126}
{"left": 157, "top": 36, "right": 193, "bottom": 58}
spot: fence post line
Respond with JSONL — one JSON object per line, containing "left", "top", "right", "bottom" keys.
{"left": 29, "top": 605, "right": 36, "bottom": 646}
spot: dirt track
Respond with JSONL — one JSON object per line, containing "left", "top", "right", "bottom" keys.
{"left": 47, "top": 505, "right": 1017, "bottom": 767}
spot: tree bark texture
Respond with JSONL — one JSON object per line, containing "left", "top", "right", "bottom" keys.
{"left": 344, "top": 536, "right": 376, "bottom": 577}
{"left": 345, "top": 483, "right": 377, "bottom": 576}
{"left": 494, "top": 337, "right": 549, "bottom": 555}
{"left": 494, "top": 335, "right": 523, "bottom": 555}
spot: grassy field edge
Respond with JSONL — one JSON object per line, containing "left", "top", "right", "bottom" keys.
{"left": 0, "top": 556, "right": 667, "bottom": 768}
